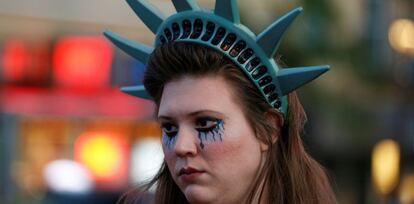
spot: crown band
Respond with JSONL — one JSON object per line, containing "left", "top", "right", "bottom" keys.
{"left": 155, "top": 12, "right": 283, "bottom": 109}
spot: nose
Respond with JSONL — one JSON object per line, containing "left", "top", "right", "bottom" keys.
{"left": 174, "top": 127, "right": 198, "bottom": 157}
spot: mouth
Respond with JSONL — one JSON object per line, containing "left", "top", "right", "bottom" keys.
{"left": 178, "top": 167, "right": 204, "bottom": 176}
{"left": 178, "top": 167, "right": 205, "bottom": 182}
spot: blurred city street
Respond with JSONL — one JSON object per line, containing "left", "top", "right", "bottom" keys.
{"left": 0, "top": 0, "right": 414, "bottom": 203}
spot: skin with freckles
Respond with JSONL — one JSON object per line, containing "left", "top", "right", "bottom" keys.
{"left": 158, "top": 75, "right": 267, "bottom": 204}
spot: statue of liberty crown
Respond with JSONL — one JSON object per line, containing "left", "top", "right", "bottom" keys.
{"left": 104, "top": 0, "right": 329, "bottom": 116}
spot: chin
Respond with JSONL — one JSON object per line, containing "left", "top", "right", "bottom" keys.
{"left": 182, "top": 185, "right": 214, "bottom": 204}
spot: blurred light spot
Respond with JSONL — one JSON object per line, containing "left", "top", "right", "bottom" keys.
{"left": 43, "top": 160, "right": 93, "bottom": 194}
{"left": 131, "top": 138, "right": 163, "bottom": 188}
{"left": 388, "top": 19, "right": 414, "bottom": 56}
{"left": 1, "top": 40, "right": 29, "bottom": 82}
{"left": 399, "top": 173, "right": 414, "bottom": 204}
{"left": 371, "top": 139, "right": 400, "bottom": 195}
{"left": 53, "top": 36, "right": 113, "bottom": 90}
{"left": 74, "top": 132, "right": 128, "bottom": 184}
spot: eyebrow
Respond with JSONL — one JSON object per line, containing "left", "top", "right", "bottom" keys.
{"left": 157, "top": 110, "right": 225, "bottom": 121}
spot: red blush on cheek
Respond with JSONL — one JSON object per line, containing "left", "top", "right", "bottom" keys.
{"left": 202, "top": 139, "right": 244, "bottom": 159}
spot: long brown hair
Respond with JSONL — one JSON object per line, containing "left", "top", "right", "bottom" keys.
{"left": 119, "top": 42, "right": 336, "bottom": 204}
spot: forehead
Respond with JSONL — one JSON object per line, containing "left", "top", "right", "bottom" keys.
{"left": 158, "top": 75, "right": 239, "bottom": 118}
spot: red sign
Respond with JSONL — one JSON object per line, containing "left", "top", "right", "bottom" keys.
{"left": 53, "top": 37, "right": 113, "bottom": 91}
{"left": 2, "top": 40, "right": 29, "bottom": 82}
{"left": 1, "top": 39, "right": 51, "bottom": 85}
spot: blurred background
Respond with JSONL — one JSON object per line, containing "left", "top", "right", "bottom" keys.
{"left": 0, "top": 0, "right": 413, "bottom": 203}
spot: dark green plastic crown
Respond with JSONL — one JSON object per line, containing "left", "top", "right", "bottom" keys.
{"left": 104, "top": 0, "right": 330, "bottom": 116}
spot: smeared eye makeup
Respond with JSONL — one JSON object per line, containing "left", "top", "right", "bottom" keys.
{"left": 160, "top": 116, "right": 225, "bottom": 149}
{"left": 161, "top": 122, "right": 178, "bottom": 149}
{"left": 195, "top": 117, "right": 225, "bottom": 149}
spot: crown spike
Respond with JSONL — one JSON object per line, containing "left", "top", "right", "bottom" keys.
{"left": 276, "top": 65, "right": 329, "bottom": 96}
{"left": 121, "top": 85, "right": 152, "bottom": 99}
{"left": 126, "top": 0, "right": 166, "bottom": 33}
{"left": 172, "top": 0, "right": 200, "bottom": 12}
{"left": 104, "top": 30, "right": 154, "bottom": 63}
{"left": 214, "top": 0, "right": 240, "bottom": 24}
{"left": 256, "top": 7, "right": 302, "bottom": 58}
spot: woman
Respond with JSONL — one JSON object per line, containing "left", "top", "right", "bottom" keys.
{"left": 106, "top": 0, "right": 337, "bottom": 203}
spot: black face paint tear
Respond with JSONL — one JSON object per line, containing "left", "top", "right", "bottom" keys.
{"left": 197, "top": 120, "right": 224, "bottom": 149}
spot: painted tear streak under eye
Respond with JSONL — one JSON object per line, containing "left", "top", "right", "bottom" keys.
{"left": 162, "top": 120, "right": 225, "bottom": 150}
{"left": 163, "top": 133, "right": 176, "bottom": 149}
{"left": 198, "top": 120, "right": 225, "bottom": 149}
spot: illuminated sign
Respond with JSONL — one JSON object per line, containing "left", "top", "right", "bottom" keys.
{"left": 2, "top": 39, "right": 29, "bottom": 82}
{"left": 53, "top": 37, "right": 113, "bottom": 90}
{"left": 1, "top": 39, "right": 51, "bottom": 85}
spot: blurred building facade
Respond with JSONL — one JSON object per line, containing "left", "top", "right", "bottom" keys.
{"left": 0, "top": 0, "right": 413, "bottom": 203}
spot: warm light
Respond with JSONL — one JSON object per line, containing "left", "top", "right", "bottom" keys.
{"left": 82, "top": 136, "right": 120, "bottom": 177}
{"left": 1, "top": 40, "right": 29, "bottom": 82}
{"left": 371, "top": 139, "right": 400, "bottom": 195}
{"left": 1, "top": 39, "right": 51, "bottom": 85}
{"left": 388, "top": 19, "right": 414, "bottom": 56}
{"left": 53, "top": 36, "right": 113, "bottom": 90}
{"left": 399, "top": 173, "right": 414, "bottom": 204}
{"left": 74, "top": 131, "right": 128, "bottom": 186}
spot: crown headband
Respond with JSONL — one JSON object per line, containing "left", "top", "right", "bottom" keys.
{"left": 104, "top": 0, "right": 329, "bottom": 116}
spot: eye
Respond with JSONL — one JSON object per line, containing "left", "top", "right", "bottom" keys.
{"left": 161, "top": 123, "right": 178, "bottom": 137}
{"left": 195, "top": 117, "right": 220, "bottom": 132}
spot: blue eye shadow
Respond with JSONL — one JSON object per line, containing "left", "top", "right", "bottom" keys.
{"left": 198, "top": 120, "right": 224, "bottom": 149}
{"left": 161, "top": 120, "right": 225, "bottom": 150}
{"left": 162, "top": 132, "right": 177, "bottom": 149}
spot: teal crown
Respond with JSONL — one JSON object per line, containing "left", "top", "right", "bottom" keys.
{"left": 104, "top": 0, "right": 329, "bottom": 116}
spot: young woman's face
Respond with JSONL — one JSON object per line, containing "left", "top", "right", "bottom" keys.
{"left": 158, "top": 75, "right": 266, "bottom": 204}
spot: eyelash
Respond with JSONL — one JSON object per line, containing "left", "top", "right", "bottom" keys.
{"left": 161, "top": 123, "right": 178, "bottom": 137}
{"left": 195, "top": 117, "right": 219, "bottom": 132}
{"left": 161, "top": 117, "right": 221, "bottom": 138}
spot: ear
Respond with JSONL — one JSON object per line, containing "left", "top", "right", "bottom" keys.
{"left": 260, "top": 109, "right": 284, "bottom": 151}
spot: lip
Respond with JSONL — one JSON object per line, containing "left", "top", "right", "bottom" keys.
{"left": 178, "top": 167, "right": 205, "bottom": 183}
